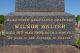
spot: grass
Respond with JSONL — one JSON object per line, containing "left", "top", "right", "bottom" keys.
{"left": 74, "top": 38, "right": 80, "bottom": 49}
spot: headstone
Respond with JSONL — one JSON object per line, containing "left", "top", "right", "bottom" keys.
{"left": 3, "top": 0, "right": 75, "bottom": 45}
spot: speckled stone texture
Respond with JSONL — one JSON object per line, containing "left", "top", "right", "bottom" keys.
{"left": 0, "top": 45, "right": 80, "bottom": 53}
{"left": 15, "top": 0, "right": 64, "bottom": 12}
{"left": 3, "top": 0, "right": 75, "bottom": 45}
{"left": 4, "top": 12, "right": 75, "bottom": 45}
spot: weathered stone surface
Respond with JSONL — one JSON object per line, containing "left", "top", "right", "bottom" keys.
{"left": 0, "top": 45, "right": 80, "bottom": 53}
{"left": 4, "top": 14, "right": 75, "bottom": 45}
{"left": 15, "top": 0, "right": 64, "bottom": 12}
{"left": 3, "top": 0, "right": 75, "bottom": 45}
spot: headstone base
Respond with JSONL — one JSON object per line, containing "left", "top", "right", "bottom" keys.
{"left": 0, "top": 45, "right": 80, "bottom": 53}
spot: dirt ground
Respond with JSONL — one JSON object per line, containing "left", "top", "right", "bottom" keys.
{"left": 0, "top": 45, "right": 80, "bottom": 53}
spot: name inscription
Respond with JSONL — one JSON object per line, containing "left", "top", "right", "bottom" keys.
{"left": 4, "top": 16, "right": 75, "bottom": 45}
